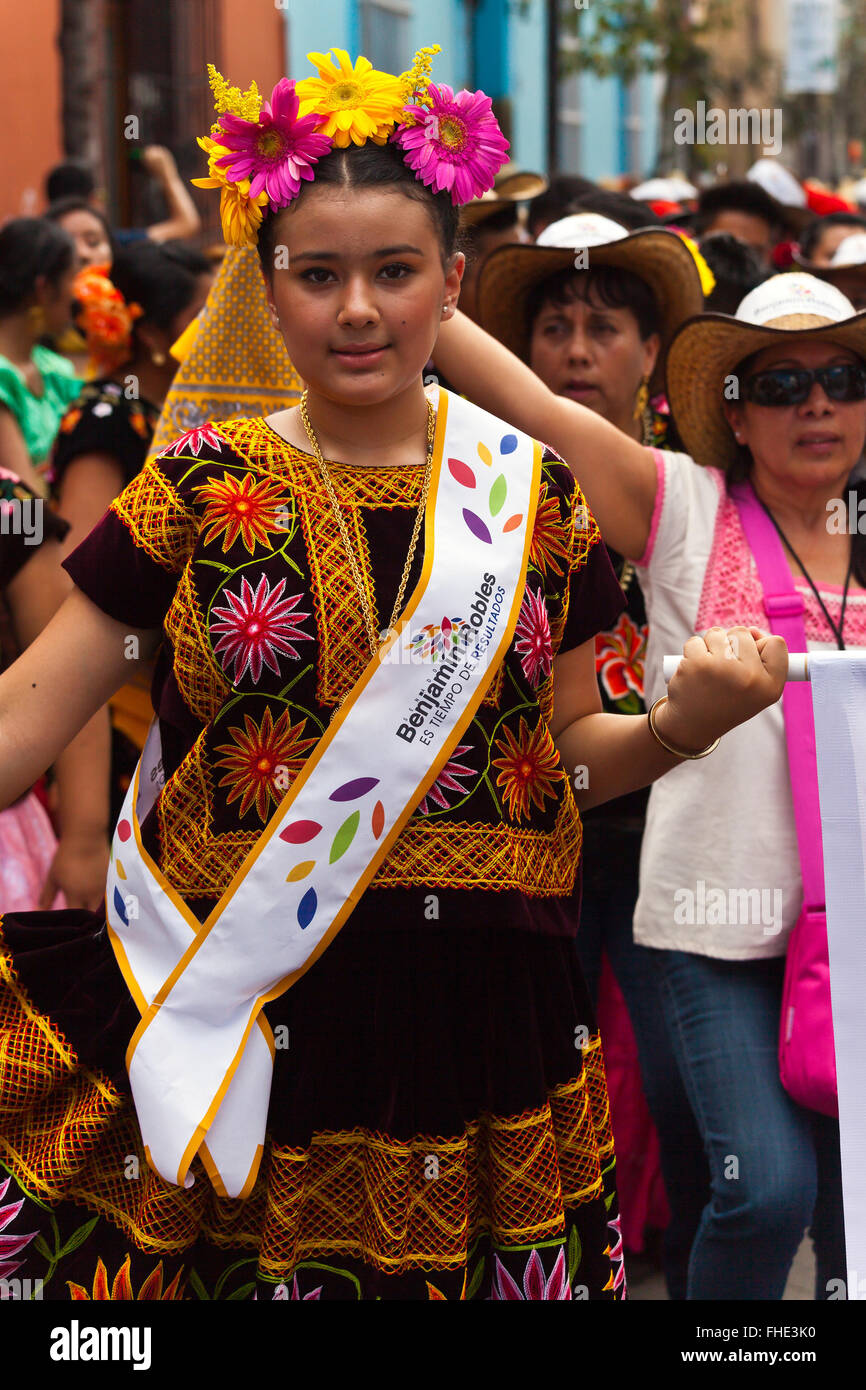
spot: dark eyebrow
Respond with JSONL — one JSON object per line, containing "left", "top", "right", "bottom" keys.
{"left": 292, "top": 245, "right": 426, "bottom": 262}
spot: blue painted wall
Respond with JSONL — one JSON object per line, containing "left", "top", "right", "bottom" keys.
{"left": 279, "top": 0, "right": 659, "bottom": 181}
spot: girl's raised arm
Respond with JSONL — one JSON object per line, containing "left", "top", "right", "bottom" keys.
{"left": 0, "top": 582, "right": 161, "bottom": 811}
{"left": 433, "top": 310, "right": 658, "bottom": 559}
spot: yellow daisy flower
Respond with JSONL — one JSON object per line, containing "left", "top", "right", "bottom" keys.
{"left": 192, "top": 135, "right": 269, "bottom": 247}
{"left": 296, "top": 48, "right": 406, "bottom": 148}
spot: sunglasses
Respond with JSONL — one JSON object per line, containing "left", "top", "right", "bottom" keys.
{"left": 742, "top": 363, "right": 866, "bottom": 407}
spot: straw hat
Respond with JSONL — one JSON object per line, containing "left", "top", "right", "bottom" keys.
{"left": 460, "top": 164, "right": 549, "bottom": 227}
{"left": 665, "top": 272, "right": 866, "bottom": 472}
{"left": 805, "top": 235, "right": 866, "bottom": 309}
{"left": 475, "top": 211, "right": 705, "bottom": 392}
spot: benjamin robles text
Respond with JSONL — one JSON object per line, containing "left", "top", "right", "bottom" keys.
{"left": 396, "top": 573, "right": 501, "bottom": 744}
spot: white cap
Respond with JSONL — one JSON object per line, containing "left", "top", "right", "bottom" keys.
{"left": 536, "top": 212, "right": 628, "bottom": 249}
{"left": 736, "top": 272, "right": 856, "bottom": 325}
{"left": 829, "top": 233, "right": 866, "bottom": 268}
{"left": 630, "top": 176, "right": 698, "bottom": 203}
{"left": 746, "top": 157, "right": 807, "bottom": 208}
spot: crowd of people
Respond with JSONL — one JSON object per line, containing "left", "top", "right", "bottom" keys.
{"left": 0, "top": 45, "right": 862, "bottom": 1302}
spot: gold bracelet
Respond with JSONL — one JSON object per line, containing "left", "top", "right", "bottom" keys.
{"left": 647, "top": 696, "right": 720, "bottom": 760}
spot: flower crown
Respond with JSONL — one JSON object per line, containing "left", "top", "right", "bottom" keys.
{"left": 192, "top": 46, "right": 510, "bottom": 248}
{"left": 73, "top": 264, "right": 144, "bottom": 373}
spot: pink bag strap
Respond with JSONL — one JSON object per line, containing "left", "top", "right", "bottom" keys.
{"left": 730, "top": 480, "right": 825, "bottom": 911}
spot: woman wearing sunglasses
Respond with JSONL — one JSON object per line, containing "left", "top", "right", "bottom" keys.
{"left": 432, "top": 271, "right": 864, "bottom": 1298}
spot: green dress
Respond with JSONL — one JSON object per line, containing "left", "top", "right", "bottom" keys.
{"left": 0, "top": 346, "right": 81, "bottom": 472}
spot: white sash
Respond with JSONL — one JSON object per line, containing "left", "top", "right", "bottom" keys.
{"left": 105, "top": 389, "right": 542, "bottom": 1196}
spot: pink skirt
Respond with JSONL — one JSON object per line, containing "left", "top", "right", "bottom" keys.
{"left": 0, "top": 792, "right": 66, "bottom": 913}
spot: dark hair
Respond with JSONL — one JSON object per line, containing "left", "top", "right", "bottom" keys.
{"left": 799, "top": 210, "right": 866, "bottom": 260}
{"left": 528, "top": 175, "right": 597, "bottom": 238}
{"left": 0, "top": 218, "right": 76, "bottom": 316}
{"left": 698, "top": 233, "right": 768, "bottom": 314}
{"left": 694, "top": 181, "right": 784, "bottom": 238}
{"left": 45, "top": 160, "right": 95, "bottom": 203}
{"left": 572, "top": 188, "right": 664, "bottom": 231}
{"left": 45, "top": 197, "right": 114, "bottom": 251}
{"left": 526, "top": 263, "right": 661, "bottom": 348}
{"left": 109, "top": 239, "right": 211, "bottom": 335}
{"left": 256, "top": 140, "right": 461, "bottom": 281}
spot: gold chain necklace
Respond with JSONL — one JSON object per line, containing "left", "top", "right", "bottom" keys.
{"left": 299, "top": 389, "right": 436, "bottom": 657}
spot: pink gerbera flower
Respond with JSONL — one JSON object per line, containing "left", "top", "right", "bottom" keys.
{"left": 418, "top": 744, "right": 475, "bottom": 814}
{"left": 393, "top": 83, "right": 509, "bottom": 205}
{"left": 215, "top": 78, "right": 333, "bottom": 209}
{"left": 160, "top": 424, "right": 224, "bottom": 458}
{"left": 209, "top": 574, "right": 313, "bottom": 684}
{"left": 514, "top": 585, "right": 553, "bottom": 688}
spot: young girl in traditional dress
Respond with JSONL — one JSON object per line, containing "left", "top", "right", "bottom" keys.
{"left": 0, "top": 47, "right": 785, "bottom": 1301}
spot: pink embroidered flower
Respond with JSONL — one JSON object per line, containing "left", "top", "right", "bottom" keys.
{"left": 490, "top": 1247, "right": 572, "bottom": 1301}
{"left": 210, "top": 574, "right": 313, "bottom": 684}
{"left": 271, "top": 1276, "right": 323, "bottom": 1300}
{"left": 215, "top": 78, "right": 333, "bottom": 208}
{"left": 604, "top": 1213, "right": 627, "bottom": 1296}
{"left": 0, "top": 1176, "right": 37, "bottom": 1281}
{"left": 393, "top": 83, "right": 509, "bottom": 205}
{"left": 595, "top": 612, "right": 646, "bottom": 703}
{"left": 418, "top": 744, "right": 475, "bottom": 814}
{"left": 514, "top": 585, "right": 552, "bottom": 688}
{"left": 161, "top": 424, "right": 224, "bottom": 458}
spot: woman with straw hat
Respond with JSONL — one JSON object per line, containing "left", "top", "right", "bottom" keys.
{"left": 433, "top": 269, "right": 864, "bottom": 1297}
{"left": 477, "top": 209, "right": 710, "bottom": 1295}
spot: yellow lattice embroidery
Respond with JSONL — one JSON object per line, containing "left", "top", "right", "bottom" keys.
{"left": 110, "top": 459, "right": 198, "bottom": 574}
{"left": 164, "top": 564, "right": 233, "bottom": 724}
{"left": 1, "top": 930, "right": 613, "bottom": 1271}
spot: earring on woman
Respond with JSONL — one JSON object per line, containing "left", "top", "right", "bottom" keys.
{"left": 151, "top": 349, "right": 167, "bottom": 366}
{"left": 27, "top": 304, "right": 47, "bottom": 335}
{"left": 634, "top": 374, "right": 654, "bottom": 445}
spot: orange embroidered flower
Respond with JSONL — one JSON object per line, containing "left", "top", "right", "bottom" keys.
{"left": 129, "top": 410, "right": 151, "bottom": 440}
{"left": 491, "top": 717, "right": 563, "bottom": 821}
{"left": 194, "top": 472, "right": 288, "bottom": 554}
{"left": 67, "top": 1254, "right": 184, "bottom": 1300}
{"left": 214, "top": 707, "right": 317, "bottom": 820}
{"left": 60, "top": 407, "right": 82, "bottom": 434}
{"left": 529, "top": 481, "right": 570, "bottom": 578}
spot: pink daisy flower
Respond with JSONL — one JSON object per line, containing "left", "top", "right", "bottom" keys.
{"left": 160, "top": 424, "right": 224, "bottom": 458}
{"left": 394, "top": 83, "right": 509, "bottom": 206}
{"left": 418, "top": 744, "right": 475, "bottom": 814}
{"left": 514, "top": 585, "right": 552, "bottom": 688}
{"left": 209, "top": 574, "right": 313, "bottom": 684}
{"left": 215, "top": 78, "right": 333, "bottom": 209}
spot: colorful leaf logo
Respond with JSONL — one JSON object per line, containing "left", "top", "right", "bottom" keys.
{"left": 329, "top": 777, "right": 379, "bottom": 802}
{"left": 330, "top": 810, "right": 360, "bottom": 863}
{"left": 371, "top": 800, "right": 385, "bottom": 839}
{"left": 297, "top": 887, "right": 317, "bottom": 930}
{"left": 279, "top": 820, "right": 321, "bottom": 844}
{"left": 477, "top": 442, "right": 493, "bottom": 466}
{"left": 113, "top": 886, "right": 129, "bottom": 927}
{"left": 462, "top": 509, "right": 492, "bottom": 544}
{"left": 500, "top": 433, "right": 518, "bottom": 454}
{"left": 286, "top": 860, "right": 315, "bottom": 883}
{"left": 448, "top": 458, "right": 476, "bottom": 488}
{"left": 489, "top": 474, "right": 507, "bottom": 516}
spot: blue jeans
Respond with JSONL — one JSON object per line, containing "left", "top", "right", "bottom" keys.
{"left": 647, "top": 948, "right": 847, "bottom": 1300}
{"left": 577, "top": 829, "right": 709, "bottom": 1299}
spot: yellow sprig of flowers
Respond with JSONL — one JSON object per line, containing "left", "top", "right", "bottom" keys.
{"left": 679, "top": 233, "right": 717, "bottom": 297}
{"left": 205, "top": 63, "right": 263, "bottom": 132}
{"left": 398, "top": 44, "right": 442, "bottom": 126}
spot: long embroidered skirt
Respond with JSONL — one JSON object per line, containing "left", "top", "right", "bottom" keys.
{"left": 0, "top": 908, "right": 625, "bottom": 1300}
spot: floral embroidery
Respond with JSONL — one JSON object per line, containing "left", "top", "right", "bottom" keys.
{"left": 195, "top": 471, "right": 289, "bottom": 554}
{"left": 270, "top": 1275, "right": 323, "bottom": 1300}
{"left": 214, "top": 707, "right": 317, "bottom": 820}
{"left": 0, "top": 1175, "right": 37, "bottom": 1281}
{"left": 514, "top": 585, "right": 552, "bottom": 688}
{"left": 161, "top": 424, "right": 224, "bottom": 458}
{"left": 529, "top": 480, "right": 571, "bottom": 578}
{"left": 603, "top": 1214, "right": 627, "bottom": 1296}
{"left": 417, "top": 744, "right": 475, "bottom": 814}
{"left": 67, "top": 1254, "right": 185, "bottom": 1300}
{"left": 490, "top": 1247, "right": 571, "bottom": 1301}
{"left": 491, "top": 717, "right": 563, "bottom": 822}
{"left": 210, "top": 574, "right": 313, "bottom": 684}
{"left": 595, "top": 611, "right": 647, "bottom": 709}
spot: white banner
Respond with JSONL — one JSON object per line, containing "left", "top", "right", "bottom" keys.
{"left": 810, "top": 651, "right": 866, "bottom": 1300}
{"left": 785, "top": 0, "right": 839, "bottom": 95}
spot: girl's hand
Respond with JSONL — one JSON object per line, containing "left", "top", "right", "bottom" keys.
{"left": 655, "top": 625, "right": 788, "bottom": 754}
{"left": 40, "top": 830, "right": 110, "bottom": 911}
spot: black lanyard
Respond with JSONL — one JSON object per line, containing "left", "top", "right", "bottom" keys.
{"left": 757, "top": 498, "right": 853, "bottom": 651}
